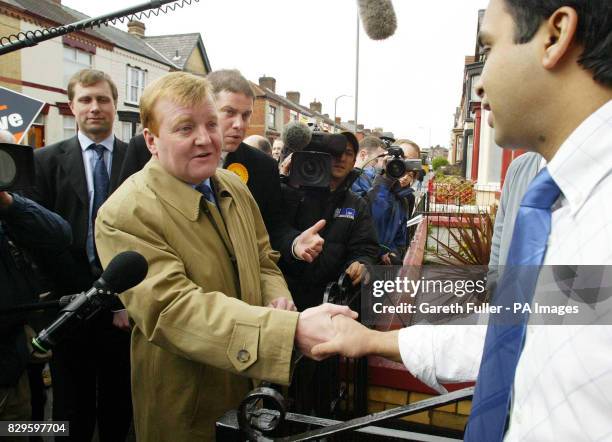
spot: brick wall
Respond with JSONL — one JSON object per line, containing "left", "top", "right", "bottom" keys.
{"left": 367, "top": 386, "right": 471, "bottom": 432}
{"left": 0, "top": 14, "right": 22, "bottom": 92}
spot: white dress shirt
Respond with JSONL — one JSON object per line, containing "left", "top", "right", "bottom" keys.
{"left": 78, "top": 131, "right": 114, "bottom": 265}
{"left": 398, "top": 100, "right": 612, "bottom": 441}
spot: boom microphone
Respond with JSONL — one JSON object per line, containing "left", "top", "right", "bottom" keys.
{"left": 357, "top": 0, "right": 397, "bottom": 40}
{"left": 32, "top": 251, "right": 148, "bottom": 352}
{"left": 281, "top": 121, "right": 312, "bottom": 154}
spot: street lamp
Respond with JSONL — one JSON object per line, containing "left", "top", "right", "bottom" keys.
{"left": 333, "top": 94, "right": 352, "bottom": 133}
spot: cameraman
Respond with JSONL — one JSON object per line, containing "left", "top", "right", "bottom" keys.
{"left": 0, "top": 173, "right": 71, "bottom": 426}
{"left": 367, "top": 139, "right": 421, "bottom": 265}
{"left": 279, "top": 132, "right": 379, "bottom": 311}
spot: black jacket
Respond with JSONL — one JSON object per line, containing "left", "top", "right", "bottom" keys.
{"left": 120, "top": 136, "right": 298, "bottom": 252}
{"left": 279, "top": 171, "right": 380, "bottom": 310}
{"left": 27, "top": 135, "right": 126, "bottom": 296}
{"left": 0, "top": 194, "right": 71, "bottom": 386}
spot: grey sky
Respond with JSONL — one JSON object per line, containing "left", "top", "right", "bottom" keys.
{"left": 64, "top": 0, "right": 490, "bottom": 148}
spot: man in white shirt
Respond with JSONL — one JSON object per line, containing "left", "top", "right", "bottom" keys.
{"left": 313, "top": 0, "right": 612, "bottom": 439}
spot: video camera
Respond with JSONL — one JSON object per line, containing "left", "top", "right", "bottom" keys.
{"left": 283, "top": 122, "right": 358, "bottom": 189}
{"left": 0, "top": 143, "right": 35, "bottom": 191}
{"left": 289, "top": 131, "right": 349, "bottom": 190}
{"left": 379, "top": 136, "right": 422, "bottom": 179}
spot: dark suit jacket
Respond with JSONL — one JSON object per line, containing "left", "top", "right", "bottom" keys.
{"left": 27, "top": 135, "right": 127, "bottom": 295}
{"left": 119, "top": 135, "right": 298, "bottom": 252}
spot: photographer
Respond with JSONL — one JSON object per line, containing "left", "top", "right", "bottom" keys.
{"left": 0, "top": 164, "right": 71, "bottom": 427}
{"left": 367, "top": 139, "right": 421, "bottom": 265}
{"left": 279, "top": 131, "right": 379, "bottom": 310}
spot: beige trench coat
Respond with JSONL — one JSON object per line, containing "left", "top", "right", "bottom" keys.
{"left": 95, "top": 159, "right": 298, "bottom": 441}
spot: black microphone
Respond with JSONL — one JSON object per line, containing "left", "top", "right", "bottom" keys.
{"left": 281, "top": 121, "right": 312, "bottom": 155}
{"left": 32, "top": 251, "right": 148, "bottom": 353}
{"left": 357, "top": 0, "right": 398, "bottom": 40}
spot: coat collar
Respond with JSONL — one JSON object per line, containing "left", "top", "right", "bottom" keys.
{"left": 144, "top": 159, "right": 238, "bottom": 221}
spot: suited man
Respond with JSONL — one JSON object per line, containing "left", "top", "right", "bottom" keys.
{"left": 120, "top": 69, "right": 325, "bottom": 263}
{"left": 28, "top": 69, "right": 131, "bottom": 441}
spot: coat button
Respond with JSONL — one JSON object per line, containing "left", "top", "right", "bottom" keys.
{"left": 237, "top": 349, "right": 250, "bottom": 363}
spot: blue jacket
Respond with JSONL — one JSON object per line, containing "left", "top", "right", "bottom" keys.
{"left": 367, "top": 175, "right": 414, "bottom": 257}
{"left": 351, "top": 167, "right": 379, "bottom": 197}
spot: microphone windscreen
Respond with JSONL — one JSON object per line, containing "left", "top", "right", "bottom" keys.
{"left": 358, "top": 0, "right": 397, "bottom": 40}
{"left": 281, "top": 121, "right": 312, "bottom": 152}
{"left": 96, "top": 251, "right": 148, "bottom": 294}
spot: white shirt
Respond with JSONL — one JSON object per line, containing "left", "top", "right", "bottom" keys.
{"left": 398, "top": 100, "right": 612, "bottom": 441}
{"left": 78, "top": 131, "right": 114, "bottom": 264}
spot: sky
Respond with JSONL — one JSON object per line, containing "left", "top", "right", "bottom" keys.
{"left": 63, "top": 0, "right": 490, "bottom": 149}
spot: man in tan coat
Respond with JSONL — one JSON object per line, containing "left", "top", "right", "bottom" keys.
{"left": 95, "top": 72, "right": 356, "bottom": 441}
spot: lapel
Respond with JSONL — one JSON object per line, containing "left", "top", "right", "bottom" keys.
{"left": 109, "top": 138, "right": 126, "bottom": 192}
{"left": 60, "top": 136, "right": 88, "bottom": 207}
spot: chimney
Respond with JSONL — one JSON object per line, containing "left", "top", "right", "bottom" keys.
{"left": 309, "top": 100, "right": 322, "bottom": 114}
{"left": 258, "top": 75, "right": 276, "bottom": 93}
{"left": 127, "top": 20, "right": 146, "bottom": 38}
{"left": 335, "top": 117, "right": 341, "bottom": 124}
{"left": 286, "top": 91, "right": 300, "bottom": 105}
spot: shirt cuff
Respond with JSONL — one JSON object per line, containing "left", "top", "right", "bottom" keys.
{"left": 290, "top": 237, "right": 304, "bottom": 261}
{"left": 398, "top": 325, "right": 448, "bottom": 394}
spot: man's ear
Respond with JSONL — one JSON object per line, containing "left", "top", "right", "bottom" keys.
{"left": 541, "top": 6, "right": 579, "bottom": 70}
{"left": 142, "top": 128, "right": 158, "bottom": 157}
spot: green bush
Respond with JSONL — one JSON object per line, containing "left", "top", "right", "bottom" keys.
{"left": 432, "top": 156, "right": 449, "bottom": 171}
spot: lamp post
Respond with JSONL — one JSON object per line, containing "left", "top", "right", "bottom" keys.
{"left": 333, "top": 94, "right": 352, "bottom": 133}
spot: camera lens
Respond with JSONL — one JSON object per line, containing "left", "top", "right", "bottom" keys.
{"left": 0, "top": 150, "right": 17, "bottom": 188}
{"left": 386, "top": 158, "right": 406, "bottom": 179}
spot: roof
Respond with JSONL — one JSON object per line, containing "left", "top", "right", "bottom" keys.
{"left": 250, "top": 81, "right": 351, "bottom": 130}
{"left": 3, "top": 0, "right": 210, "bottom": 70}
{"left": 144, "top": 33, "right": 211, "bottom": 72}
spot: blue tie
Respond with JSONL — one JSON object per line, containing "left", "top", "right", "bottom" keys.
{"left": 91, "top": 144, "right": 110, "bottom": 223}
{"left": 195, "top": 182, "right": 216, "bottom": 206}
{"left": 465, "top": 168, "right": 561, "bottom": 441}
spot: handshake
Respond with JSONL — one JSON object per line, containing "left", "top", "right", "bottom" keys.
{"left": 269, "top": 301, "right": 400, "bottom": 363}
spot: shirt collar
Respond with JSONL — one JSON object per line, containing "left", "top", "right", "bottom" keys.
{"left": 78, "top": 131, "right": 115, "bottom": 153}
{"left": 547, "top": 100, "right": 612, "bottom": 216}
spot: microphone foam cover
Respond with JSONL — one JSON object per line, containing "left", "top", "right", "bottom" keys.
{"left": 282, "top": 121, "right": 312, "bottom": 152}
{"left": 97, "top": 251, "right": 148, "bottom": 294}
{"left": 358, "top": 0, "right": 398, "bottom": 40}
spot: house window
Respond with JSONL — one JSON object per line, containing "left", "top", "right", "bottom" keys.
{"left": 122, "top": 121, "right": 133, "bottom": 141}
{"left": 63, "top": 116, "right": 76, "bottom": 139}
{"left": 126, "top": 66, "right": 146, "bottom": 104}
{"left": 63, "top": 46, "right": 92, "bottom": 87}
{"left": 290, "top": 110, "right": 298, "bottom": 122}
{"left": 267, "top": 105, "right": 277, "bottom": 129}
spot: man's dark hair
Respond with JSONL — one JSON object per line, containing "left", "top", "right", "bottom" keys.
{"left": 206, "top": 69, "right": 255, "bottom": 99}
{"left": 503, "top": 0, "right": 611, "bottom": 86}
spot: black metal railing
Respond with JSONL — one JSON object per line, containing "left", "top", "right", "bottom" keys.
{"left": 216, "top": 386, "right": 473, "bottom": 441}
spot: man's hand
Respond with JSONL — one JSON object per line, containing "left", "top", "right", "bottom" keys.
{"left": 294, "top": 303, "right": 358, "bottom": 361}
{"left": 268, "top": 297, "right": 297, "bottom": 311}
{"left": 279, "top": 153, "right": 292, "bottom": 175}
{"left": 311, "top": 315, "right": 402, "bottom": 362}
{"left": 311, "top": 315, "right": 372, "bottom": 359}
{"left": 0, "top": 191, "right": 13, "bottom": 210}
{"left": 112, "top": 310, "right": 131, "bottom": 331}
{"left": 293, "top": 219, "right": 326, "bottom": 263}
{"left": 345, "top": 261, "right": 366, "bottom": 285}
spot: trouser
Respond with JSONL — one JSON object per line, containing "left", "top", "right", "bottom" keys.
{"left": 0, "top": 372, "right": 31, "bottom": 442}
{"left": 50, "top": 311, "right": 132, "bottom": 442}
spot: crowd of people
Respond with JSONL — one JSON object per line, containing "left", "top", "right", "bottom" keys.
{"left": 1, "top": 0, "right": 611, "bottom": 440}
